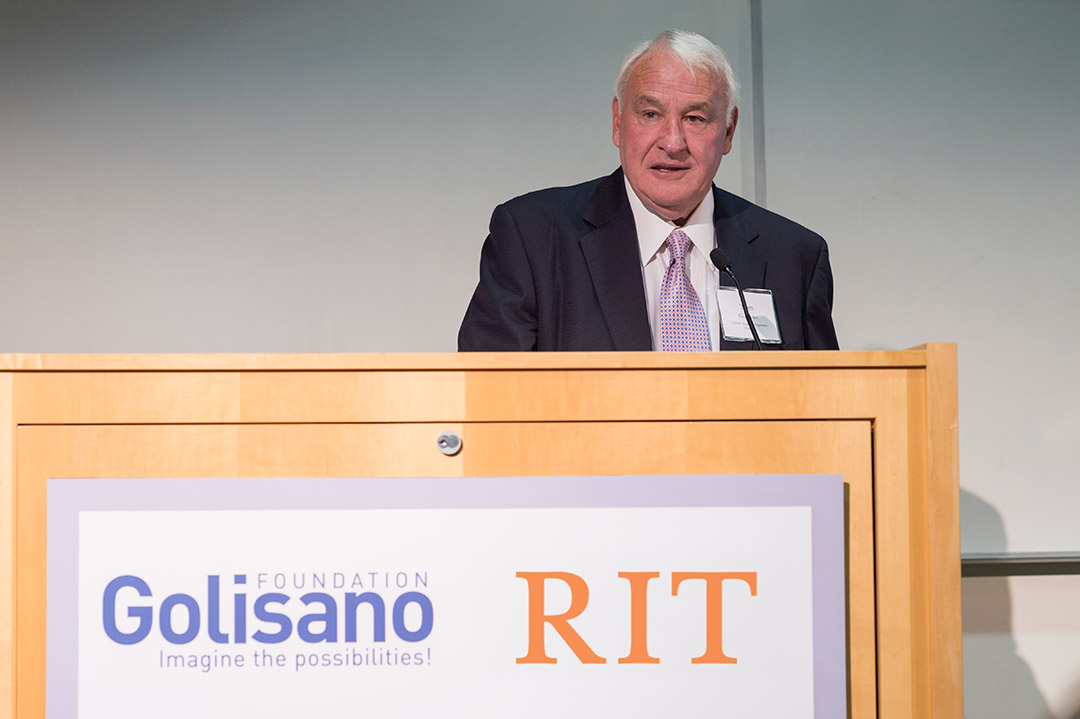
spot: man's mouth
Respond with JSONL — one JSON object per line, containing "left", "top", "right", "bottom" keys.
{"left": 651, "top": 164, "right": 689, "bottom": 173}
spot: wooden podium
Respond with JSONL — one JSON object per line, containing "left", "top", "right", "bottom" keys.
{"left": 0, "top": 346, "right": 960, "bottom": 718}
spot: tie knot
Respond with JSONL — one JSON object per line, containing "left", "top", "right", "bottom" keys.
{"left": 666, "top": 229, "right": 692, "bottom": 264}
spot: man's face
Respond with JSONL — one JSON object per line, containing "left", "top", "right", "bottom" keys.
{"left": 612, "top": 51, "right": 737, "bottom": 222}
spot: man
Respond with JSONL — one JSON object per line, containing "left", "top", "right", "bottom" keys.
{"left": 458, "top": 29, "right": 838, "bottom": 352}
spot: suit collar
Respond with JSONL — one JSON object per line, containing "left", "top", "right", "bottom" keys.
{"left": 712, "top": 186, "right": 766, "bottom": 290}
{"left": 578, "top": 170, "right": 653, "bottom": 350}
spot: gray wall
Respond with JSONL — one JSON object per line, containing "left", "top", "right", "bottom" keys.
{"left": 3, "top": 1, "right": 1080, "bottom": 716}
{"left": 1, "top": 0, "right": 753, "bottom": 353}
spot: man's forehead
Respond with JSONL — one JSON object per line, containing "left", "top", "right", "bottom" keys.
{"left": 627, "top": 52, "right": 725, "bottom": 102}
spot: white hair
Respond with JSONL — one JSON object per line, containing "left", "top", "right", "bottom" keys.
{"left": 614, "top": 29, "right": 739, "bottom": 122}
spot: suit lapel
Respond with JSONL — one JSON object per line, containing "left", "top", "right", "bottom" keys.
{"left": 579, "top": 172, "right": 652, "bottom": 350}
{"left": 713, "top": 187, "right": 766, "bottom": 289}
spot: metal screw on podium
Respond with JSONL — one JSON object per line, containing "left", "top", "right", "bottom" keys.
{"left": 437, "top": 431, "right": 462, "bottom": 456}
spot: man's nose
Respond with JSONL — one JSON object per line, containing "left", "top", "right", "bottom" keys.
{"left": 658, "top": 119, "right": 688, "bottom": 155}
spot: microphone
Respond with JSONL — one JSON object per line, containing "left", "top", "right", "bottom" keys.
{"left": 710, "top": 247, "right": 763, "bottom": 350}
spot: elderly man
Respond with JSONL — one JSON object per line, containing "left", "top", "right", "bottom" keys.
{"left": 458, "top": 29, "right": 838, "bottom": 352}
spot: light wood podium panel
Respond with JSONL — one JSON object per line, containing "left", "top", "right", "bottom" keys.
{"left": 0, "top": 347, "right": 960, "bottom": 718}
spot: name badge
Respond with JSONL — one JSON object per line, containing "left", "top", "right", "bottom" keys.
{"left": 716, "top": 287, "right": 783, "bottom": 344}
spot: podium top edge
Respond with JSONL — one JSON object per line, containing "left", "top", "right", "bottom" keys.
{"left": 0, "top": 346, "right": 952, "bottom": 372}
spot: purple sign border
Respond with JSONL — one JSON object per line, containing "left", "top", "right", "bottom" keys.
{"left": 48, "top": 474, "right": 846, "bottom": 717}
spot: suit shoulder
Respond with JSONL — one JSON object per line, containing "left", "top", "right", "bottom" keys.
{"left": 494, "top": 172, "right": 622, "bottom": 223}
{"left": 713, "top": 187, "right": 826, "bottom": 248}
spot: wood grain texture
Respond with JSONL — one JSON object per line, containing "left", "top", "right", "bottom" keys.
{"left": 0, "top": 374, "right": 12, "bottom": 719}
{"left": 0, "top": 350, "right": 928, "bottom": 372}
{"left": 0, "top": 347, "right": 961, "bottom": 719}
{"left": 871, "top": 373, "right": 923, "bottom": 717}
{"left": 926, "top": 343, "right": 963, "bottom": 715}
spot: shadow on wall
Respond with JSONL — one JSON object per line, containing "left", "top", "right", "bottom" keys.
{"left": 961, "top": 489, "right": 1050, "bottom": 718}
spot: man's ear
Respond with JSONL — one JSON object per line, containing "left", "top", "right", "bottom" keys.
{"left": 612, "top": 96, "right": 622, "bottom": 148}
{"left": 723, "top": 106, "right": 739, "bottom": 155}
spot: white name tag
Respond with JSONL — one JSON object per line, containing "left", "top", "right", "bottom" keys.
{"left": 716, "top": 287, "right": 783, "bottom": 344}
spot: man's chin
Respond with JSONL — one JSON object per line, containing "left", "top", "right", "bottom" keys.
{"left": 641, "top": 193, "right": 698, "bottom": 222}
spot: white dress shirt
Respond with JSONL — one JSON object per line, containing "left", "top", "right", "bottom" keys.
{"left": 625, "top": 177, "right": 722, "bottom": 351}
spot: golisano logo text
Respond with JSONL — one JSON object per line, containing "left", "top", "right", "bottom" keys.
{"left": 516, "top": 571, "right": 759, "bottom": 664}
{"left": 102, "top": 574, "right": 433, "bottom": 646}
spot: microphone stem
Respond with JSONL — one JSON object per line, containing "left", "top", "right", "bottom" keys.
{"left": 724, "top": 269, "right": 764, "bottom": 350}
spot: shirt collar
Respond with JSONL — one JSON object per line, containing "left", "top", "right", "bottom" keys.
{"left": 624, "top": 177, "right": 715, "bottom": 266}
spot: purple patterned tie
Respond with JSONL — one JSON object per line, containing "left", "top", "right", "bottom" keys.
{"left": 658, "top": 229, "right": 710, "bottom": 352}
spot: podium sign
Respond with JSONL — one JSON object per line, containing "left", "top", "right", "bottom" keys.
{"left": 48, "top": 475, "right": 844, "bottom": 718}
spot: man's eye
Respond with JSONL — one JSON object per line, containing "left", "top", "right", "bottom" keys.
{"left": 686, "top": 115, "right": 705, "bottom": 123}
{"left": 643, "top": 111, "right": 659, "bottom": 119}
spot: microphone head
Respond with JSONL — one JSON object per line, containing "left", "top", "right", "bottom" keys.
{"left": 710, "top": 247, "right": 732, "bottom": 271}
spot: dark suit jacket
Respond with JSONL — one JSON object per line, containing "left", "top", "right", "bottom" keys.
{"left": 458, "top": 169, "right": 838, "bottom": 351}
